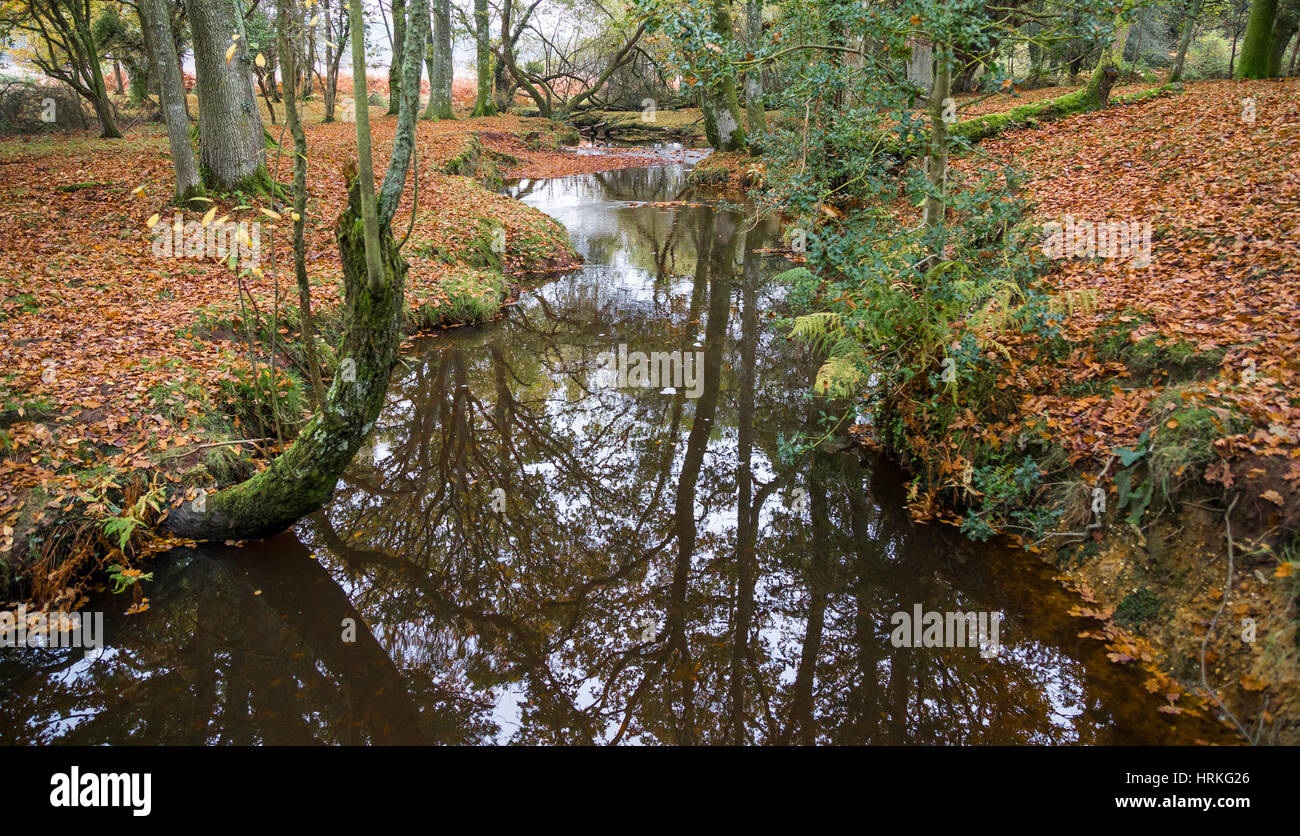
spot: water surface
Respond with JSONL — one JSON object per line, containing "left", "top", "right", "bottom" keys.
{"left": 0, "top": 162, "right": 1233, "bottom": 745}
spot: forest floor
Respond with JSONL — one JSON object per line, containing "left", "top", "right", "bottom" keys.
{"left": 884, "top": 77, "right": 1298, "bottom": 743}
{"left": 0, "top": 104, "right": 676, "bottom": 603}
{"left": 961, "top": 78, "right": 1299, "bottom": 744}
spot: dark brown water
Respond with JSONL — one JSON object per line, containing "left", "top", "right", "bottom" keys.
{"left": 0, "top": 162, "right": 1235, "bottom": 745}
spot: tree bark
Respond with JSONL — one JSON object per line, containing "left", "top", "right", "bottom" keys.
{"left": 423, "top": 0, "right": 454, "bottom": 118}
{"left": 1238, "top": 0, "right": 1280, "bottom": 78}
{"left": 700, "top": 0, "right": 746, "bottom": 151}
{"left": 1084, "top": 16, "right": 1131, "bottom": 107}
{"left": 186, "top": 0, "right": 270, "bottom": 191}
{"left": 471, "top": 0, "right": 496, "bottom": 116}
{"left": 166, "top": 0, "right": 432, "bottom": 542}
{"left": 387, "top": 0, "right": 406, "bottom": 115}
{"left": 277, "top": 0, "right": 326, "bottom": 405}
{"left": 744, "top": 0, "right": 765, "bottom": 138}
{"left": 322, "top": 0, "right": 349, "bottom": 122}
{"left": 1169, "top": 0, "right": 1205, "bottom": 82}
{"left": 141, "top": 0, "right": 204, "bottom": 203}
{"left": 73, "top": 6, "right": 123, "bottom": 137}
{"left": 348, "top": 0, "right": 386, "bottom": 291}
{"left": 1266, "top": 0, "right": 1299, "bottom": 76}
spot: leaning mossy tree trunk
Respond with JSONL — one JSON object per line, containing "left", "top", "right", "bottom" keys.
{"left": 165, "top": 0, "right": 432, "bottom": 542}
{"left": 164, "top": 182, "right": 408, "bottom": 540}
{"left": 1237, "top": 0, "right": 1280, "bottom": 78}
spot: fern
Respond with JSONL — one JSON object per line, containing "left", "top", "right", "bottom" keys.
{"left": 814, "top": 355, "right": 865, "bottom": 398}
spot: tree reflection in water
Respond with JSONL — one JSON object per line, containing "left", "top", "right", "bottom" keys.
{"left": 0, "top": 164, "right": 1233, "bottom": 745}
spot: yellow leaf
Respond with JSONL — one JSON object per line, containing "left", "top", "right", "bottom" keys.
{"left": 255, "top": 53, "right": 266, "bottom": 68}
{"left": 145, "top": 213, "right": 161, "bottom": 229}
{"left": 202, "top": 207, "right": 217, "bottom": 227}
{"left": 225, "top": 43, "right": 238, "bottom": 63}
{"left": 258, "top": 207, "right": 282, "bottom": 221}
{"left": 131, "top": 184, "right": 146, "bottom": 197}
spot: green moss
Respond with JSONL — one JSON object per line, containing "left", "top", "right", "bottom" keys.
{"left": 1115, "top": 589, "right": 1161, "bottom": 628}
{"left": 441, "top": 136, "right": 484, "bottom": 177}
{"left": 0, "top": 292, "right": 40, "bottom": 321}
{"left": 407, "top": 267, "right": 507, "bottom": 329}
{"left": 1148, "top": 392, "right": 1251, "bottom": 496}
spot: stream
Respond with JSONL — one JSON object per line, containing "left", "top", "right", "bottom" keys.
{"left": 0, "top": 158, "right": 1235, "bottom": 745}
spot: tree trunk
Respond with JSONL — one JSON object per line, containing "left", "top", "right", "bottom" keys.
{"left": 164, "top": 181, "right": 408, "bottom": 540}
{"left": 72, "top": 13, "right": 123, "bottom": 138}
{"left": 1169, "top": 0, "right": 1205, "bottom": 82}
{"left": 471, "top": 0, "right": 496, "bottom": 116}
{"left": 278, "top": 0, "right": 325, "bottom": 405}
{"left": 1266, "top": 0, "right": 1299, "bottom": 76}
{"left": 387, "top": 0, "right": 406, "bottom": 115}
{"left": 1230, "top": 8, "right": 1244, "bottom": 76}
{"left": 425, "top": 0, "right": 454, "bottom": 119}
{"left": 744, "top": 0, "right": 764, "bottom": 138}
{"left": 323, "top": 0, "right": 348, "bottom": 122}
{"left": 701, "top": 0, "right": 746, "bottom": 151}
{"left": 1084, "top": 16, "right": 1131, "bottom": 107}
{"left": 923, "top": 44, "right": 951, "bottom": 267}
{"left": 496, "top": 0, "right": 549, "bottom": 117}
{"left": 166, "top": 0, "right": 431, "bottom": 542}
{"left": 1238, "top": 0, "right": 1280, "bottom": 78}
{"left": 187, "top": 0, "right": 270, "bottom": 191}
{"left": 141, "top": 0, "right": 204, "bottom": 204}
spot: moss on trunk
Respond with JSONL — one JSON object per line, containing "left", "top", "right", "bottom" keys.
{"left": 163, "top": 176, "right": 407, "bottom": 541}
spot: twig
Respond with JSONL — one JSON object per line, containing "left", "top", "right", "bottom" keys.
{"left": 156, "top": 438, "right": 273, "bottom": 459}
{"left": 1198, "top": 492, "right": 1256, "bottom": 743}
